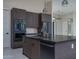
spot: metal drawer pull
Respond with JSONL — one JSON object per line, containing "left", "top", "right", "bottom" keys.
{"left": 40, "top": 42, "right": 54, "bottom": 47}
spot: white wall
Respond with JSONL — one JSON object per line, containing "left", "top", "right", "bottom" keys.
{"left": 43, "top": 1, "right": 52, "bottom": 14}
{"left": 3, "top": 0, "right": 46, "bottom": 13}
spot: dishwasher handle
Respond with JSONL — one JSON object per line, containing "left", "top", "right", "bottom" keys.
{"left": 40, "top": 42, "right": 54, "bottom": 47}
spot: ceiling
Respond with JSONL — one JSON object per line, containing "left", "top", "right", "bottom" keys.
{"left": 53, "top": 0, "right": 76, "bottom": 17}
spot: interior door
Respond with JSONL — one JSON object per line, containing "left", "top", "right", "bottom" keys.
{"left": 3, "top": 9, "right": 10, "bottom": 48}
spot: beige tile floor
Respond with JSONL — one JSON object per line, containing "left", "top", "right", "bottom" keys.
{"left": 3, "top": 48, "right": 29, "bottom": 59}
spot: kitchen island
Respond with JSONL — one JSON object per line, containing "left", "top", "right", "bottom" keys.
{"left": 23, "top": 35, "right": 76, "bottom": 59}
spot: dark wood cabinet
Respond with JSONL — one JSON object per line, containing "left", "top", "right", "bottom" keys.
{"left": 11, "top": 8, "right": 41, "bottom": 48}
{"left": 23, "top": 37, "right": 54, "bottom": 59}
{"left": 11, "top": 8, "right": 52, "bottom": 49}
{"left": 26, "top": 12, "right": 39, "bottom": 28}
{"left": 38, "top": 13, "right": 52, "bottom": 34}
{"left": 41, "top": 14, "right": 51, "bottom": 22}
{"left": 23, "top": 36, "right": 76, "bottom": 59}
{"left": 11, "top": 8, "right": 26, "bottom": 48}
{"left": 23, "top": 37, "right": 40, "bottom": 59}
{"left": 23, "top": 37, "right": 32, "bottom": 58}
{"left": 11, "top": 8, "right": 26, "bottom": 33}
{"left": 12, "top": 8, "right": 26, "bottom": 19}
{"left": 31, "top": 39, "right": 40, "bottom": 59}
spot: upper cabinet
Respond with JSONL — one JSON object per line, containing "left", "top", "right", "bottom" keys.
{"left": 11, "top": 8, "right": 51, "bottom": 30}
{"left": 38, "top": 13, "right": 52, "bottom": 34}
{"left": 26, "top": 12, "right": 39, "bottom": 28}
{"left": 11, "top": 8, "right": 26, "bottom": 19}
{"left": 41, "top": 14, "right": 51, "bottom": 22}
{"left": 11, "top": 8, "right": 26, "bottom": 33}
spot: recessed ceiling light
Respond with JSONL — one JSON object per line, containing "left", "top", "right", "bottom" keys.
{"left": 62, "top": 0, "right": 69, "bottom": 7}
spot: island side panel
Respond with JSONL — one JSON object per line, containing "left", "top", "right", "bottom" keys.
{"left": 23, "top": 37, "right": 32, "bottom": 58}
{"left": 55, "top": 41, "right": 76, "bottom": 59}
{"left": 31, "top": 39, "right": 40, "bottom": 59}
{"left": 23, "top": 37, "right": 40, "bottom": 59}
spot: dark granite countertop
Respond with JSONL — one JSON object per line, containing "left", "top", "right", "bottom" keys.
{"left": 25, "top": 35, "right": 76, "bottom": 44}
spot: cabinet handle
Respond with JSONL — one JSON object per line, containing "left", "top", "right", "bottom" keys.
{"left": 32, "top": 43, "right": 35, "bottom": 46}
{"left": 40, "top": 42, "right": 54, "bottom": 47}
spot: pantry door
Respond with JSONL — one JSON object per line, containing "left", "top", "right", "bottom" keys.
{"left": 3, "top": 9, "right": 11, "bottom": 48}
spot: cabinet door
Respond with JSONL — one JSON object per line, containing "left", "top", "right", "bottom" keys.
{"left": 23, "top": 38, "right": 40, "bottom": 59}
{"left": 41, "top": 14, "right": 51, "bottom": 22}
{"left": 32, "top": 13, "right": 38, "bottom": 27}
{"left": 23, "top": 38, "right": 32, "bottom": 58}
{"left": 12, "top": 8, "right": 26, "bottom": 19}
{"left": 55, "top": 41, "right": 76, "bottom": 59}
{"left": 26, "top": 12, "right": 39, "bottom": 27}
{"left": 31, "top": 39, "right": 40, "bottom": 59}
{"left": 11, "top": 8, "right": 26, "bottom": 33}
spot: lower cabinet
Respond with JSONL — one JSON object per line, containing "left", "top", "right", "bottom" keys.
{"left": 23, "top": 38, "right": 32, "bottom": 58}
{"left": 23, "top": 37, "right": 54, "bottom": 59}
{"left": 23, "top": 38, "right": 40, "bottom": 59}
{"left": 31, "top": 39, "right": 40, "bottom": 59}
{"left": 23, "top": 37, "right": 76, "bottom": 59}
